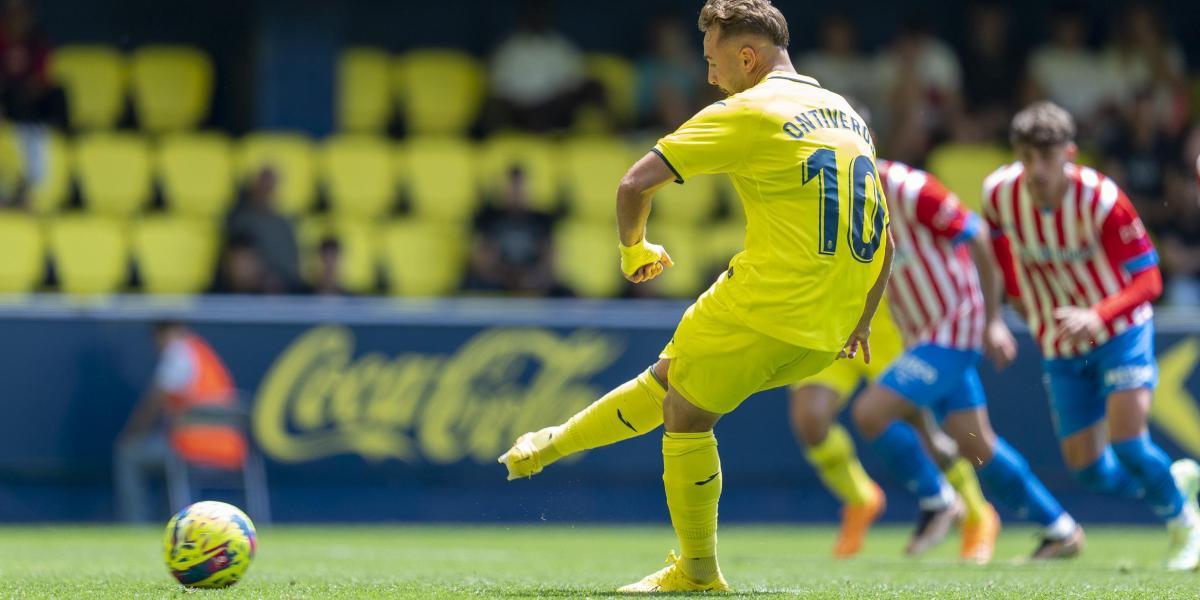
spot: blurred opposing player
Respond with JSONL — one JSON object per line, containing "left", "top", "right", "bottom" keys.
{"left": 851, "top": 156, "right": 1085, "bottom": 560}
{"left": 984, "top": 101, "right": 1200, "bottom": 570}
{"left": 499, "top": 0, "right": 892, "bottom": 592}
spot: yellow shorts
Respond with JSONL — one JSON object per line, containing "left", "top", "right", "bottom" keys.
{"left": 791, "top": 304, "right": 905, "bottom": 400}
{"left": 660, "top": 283, "right": 838, "bottom": 414}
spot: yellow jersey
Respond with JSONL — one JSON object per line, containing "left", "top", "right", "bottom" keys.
{"left": 653, "top": 71, "right": 888, "bottom": 352}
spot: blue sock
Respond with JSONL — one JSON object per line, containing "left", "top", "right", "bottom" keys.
{"left": 868, "top": 421, "right": 944, "bottom": 500}
{"left": 977, "top": 438, "right": 1064, "bottom": 526}
{"left": 1112, "top": 434, "right": 1185, "bottom": 520}
{"left": 1072, "top": 447, "right": 1145, "bottom": 499}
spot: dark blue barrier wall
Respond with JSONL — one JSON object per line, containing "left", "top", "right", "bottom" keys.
{"left": 1, "top": 297, "right": 1198, "bottom": 524}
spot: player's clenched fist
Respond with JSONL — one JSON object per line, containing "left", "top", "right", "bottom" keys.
{"left": 619, "top": 238, "right": 674, "bottom": 283}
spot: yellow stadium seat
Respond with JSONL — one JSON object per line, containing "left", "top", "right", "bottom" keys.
{"left": 653, "top": 223, "right": 705, "bottom": 298}
{"left": 157, "top": 132, "right": 235, "bottom": 218}
{"left": 652, "top": 174, "right": 721, "bottom": 225}
{"left": 48, "top": 215, "right": 128, "bottom": 294}
{"left": 237, "top": 132, "right": 316, "bottom": 216}
{"left": 586, "top": 54, "right": 636, "bottom": 125}
{"left": 0, "top": 213, "right": 44, "bottom": 292}
{"left": 925, "top": 144, "right": 1012, "bottom": 213}
{"left": 132, "top": 216, "right": 218, "bottom": 294}
{"left": 50, "top": 45, "right": 127, "bottom": 130}
{"left": 706, "top": 218, "right": 744, "bottom": 274}
{"left": 560, "top": 136, "right": 632, "bottom": 222}
{"left": 30, "top": 131, "right": 70, "bottom": 215}
{"left": 320, "top": 135, "right": 396, "bottom": 218}
{"left": 378, "top": 219, "right": 467, "bottom": 296}
{"left": 337, "top": 48, "right": 392, "bottom": 132}
{"left": 73, "top": 133, "right": 153, "bottom": 217}
{"left": 393, "top": 50, "right": 484, "bottom": 135}
{"left": 479, "top": 134, "right": 559, "bottom": 212}
{"left": 400, "top": 136, "right": 479, "bottom": 222}
{"left": 553, "top": 220, "right": 623, "bottom": 297}
{"left": 298, "top": 218, "right": 379, "bottom": 294}
{"left": 129, "top": 45, "right": 214, "bottom": 132}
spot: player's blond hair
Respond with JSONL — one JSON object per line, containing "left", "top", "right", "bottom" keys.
{"left": 1010, "top": 101, "right": 1076, "bottom": 147}
{"left": 698, "top": 0, "right": 789, "bottom": 48}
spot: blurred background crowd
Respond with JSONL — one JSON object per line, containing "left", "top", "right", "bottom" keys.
{"left": 0, "top": 0, "right": 1198, "bottom": 304}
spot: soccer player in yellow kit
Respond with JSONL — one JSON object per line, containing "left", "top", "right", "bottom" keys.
{"left": 498, "top": 0, "right": 891, "bottom": 592}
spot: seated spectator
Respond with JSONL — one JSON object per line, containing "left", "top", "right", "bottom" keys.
{"left": 957, "top": 1, "right": 1025, "bottom": 142}
{"left": 464, "top": 166, "right": 570, "bottom": 297}
{"left": 226, "top": 166, "right": 302, "bottom": 292}
{"left": 1101, "top": 3, "right": 1188, "bottom": 137}
{"left": 873, "top": 16, "right": 963, "bottom": 164}
{"left": 482, "top": 0, "right": 607, "bottom": 132}
{"left": 310, "top": 237, "right": 348, "bottom": 296}
{"left": 1026, "top": 5, "right": 1113, "bottom": 136}
{"left": 795, "top": 14, "right": 874, "bottom": 111}
{"left": 635, "top": 15, "right": 705, "bottom": 132}
{"left": 1102, "top": 89, "right": 1180, "bottom": 229}
{"left": 1158, "top": 165, "right": 1200, "bottom": 306}
{"left": 114, "top": 321, "right": 246, "bottom": 522}
{"left": 0, "top": 0, "right": 66, "bottom": 208}
{"left": 213, "top": 235, "right": 280, "bottom": 294}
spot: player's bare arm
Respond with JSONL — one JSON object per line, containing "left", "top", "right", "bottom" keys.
{"left": 965, "top": 226, "right": 1017, "bottom": 370}
{"left": 842, "top": 227, "right": 894, "bottom": 364}
{"left": 616, "top": 152, "right": 677, "bottom": 283}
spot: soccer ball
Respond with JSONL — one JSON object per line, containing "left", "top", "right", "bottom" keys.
{"left": 162, "top": 501, "right": 257, "bottom": 588}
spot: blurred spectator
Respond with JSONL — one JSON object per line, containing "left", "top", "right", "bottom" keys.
{"left": 225, "top": 166, "right": 302, "bottom": 292}
{"left": 213, "top": 235, "right": 277, "bottom": 294}
{"left": 956, "top": 2, "right": 1025, "bottom": 142}
{"left": 874, "top": 17, "right": 963, "bottom": 164}
{"left": 635, "top": 15, "right": 705, "bottom": 132}
{"left": 1026, "top": 6, "right": 1112, "bottom": 132}
{"left": 114, "top": 321, "right": 246, "bottom": 522}
{"left": 483, "top": 0, "right": 607, "bottom": 132}
{"left": 310, "top": 237, "right": 347, "bottom": 296}
{"left": 795, "top": 14, "right": 874, "bottom": 110}
{"left": 1102, "top": 89, "right": 1180, "bottom": 228}
{"left": 1101, "top": 3, "right": 1188, "bottom": 136}
{"left": 0, "top": 0, "right": 66, "bottom": 208}
{"left": 464, "top": 166, "right": 570, "bottom": 296}
{"left": 1158, "top": 166, "right": 1200, "bottom": 306}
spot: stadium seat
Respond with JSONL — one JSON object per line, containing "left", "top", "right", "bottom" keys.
{"left": 129, "top": 45, "right": 214, "bottom": 132}
{"left": 650, "top": 223, "right": 706, "bottom": 298}
{"left": 47, "top": 215, "right": 129, "bottom": 294}
{"left": 378, "top": 219, "right": 467, "bottom": 296}
{"left": 298, "top": 218, "right": 379, "bottom": 294}
{"left": 585, "top": 54, "right": 636, "bottom": 126}
{"left": 0, "top": 213, "right": 44, "bottom": 293}
{"left": 237, "top": 132, "right": 316, "bottom": 216}
{"left": 50, "top": 45, "right": 127, "bottom": 130}
{"left": 73, "top": 133, "right": 153, "bottom": 217}
{"left": 479, "top": 134, "right": 559, "bottom": 212}
{"left": 29, "top": 131, "right": 71, "bottom": 215}
{"left": 158, "top": 132, "right": 236, "bottom": 218}
{"left": 559, "top": 136, "right": 632, "bottom": 222}
{"left": 337, "top": 48, "right": 392, "bottom": 133}
{"left": 320, "top": 135, "right": 397, "bottom": 219}
{"left": 400, "top": 136, "right": 479, "bottom": 222}
{"left": 925, "top": 144, "right": 1011, "bottom": 213}
{"left": 651, "top": 174, "right": 721, "bottom": 225}
{"left": 705, "top": 219, "right": 745, "bottom": 275}
{"left": 553, "top": 220, "right": 624, "bottom": 298}
{"left": 132, "top": 216, "right": 218, "bottom": 294}
{"left": 393, "top": 50, "right": 484, "bottom": 135}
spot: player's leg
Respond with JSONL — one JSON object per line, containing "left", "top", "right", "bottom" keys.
{"left": 853, "top": 381, "right": 961, "bottom": 556}
{"left": 497, "top": 361, "right": 667, "bottom": 480}
{"left": 790, "top": 379, "right": 884, "bottom": 558}
{"left": 938, "top": 368, "right": 1081, "bottom": 560}
{"left": 910, "top": 409, "right": 998, "bottom": 563}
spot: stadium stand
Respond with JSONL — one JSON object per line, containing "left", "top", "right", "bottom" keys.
{"left": 0, "top": 212, "right": 44, "bottom": 293}
{"left": 157, "top": 132, "right": 236, "bottom": 218}
{"left": 50, "top": 44, "right": 126, "bottom": 130}
{"left": 337, "top": 47, "right": 392, "bottom": 133}
{"left": 236, "top": 132, "right": 317, "bottom": 217}
{"left": 132, "top": 216, "right": 218, "bottom": 294}
{"left": 47, "top": 215, "right": 128, "bottom": 294}
{"left": 320, "top": 134, "right": 397, "bottom": 219}
{"left": 393, "top": 50, "right": 485, "bottom": 136}
{"left": 399, "top": 136, "right": 480, "bottom": 223}
{"left": 73, "top": 132, "right": 153, "bottom": 217}
{"left": 379, "top": 219, "right": 468, "bottom": 296}
{"left": 129, "top": 45, "right": 214, "bottom": 133}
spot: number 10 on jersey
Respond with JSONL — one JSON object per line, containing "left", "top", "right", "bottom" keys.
{"left": 801, "top": 148, "right": 886, "bottom": 263}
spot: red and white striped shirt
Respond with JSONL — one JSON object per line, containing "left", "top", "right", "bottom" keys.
{"left": 982, "top": 162, "right": 1156, "bottom": 359}
{"left": 879, "top": 160, "right": 985, "bottom": 351}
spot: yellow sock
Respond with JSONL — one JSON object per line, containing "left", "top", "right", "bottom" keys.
{"left": 544, "top": 368, "right": 665, "bottom": 466}
{"left": 945, "top": 458, "right": 988, "bottom": 523}
{"left": 662, "top": 431, "right": 721, "bottom": 582}
{"left": 805, "top": 424, "right": 877, "bottom": 506}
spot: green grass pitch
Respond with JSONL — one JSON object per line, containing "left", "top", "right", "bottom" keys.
{"left": 0, "top": 524, "right": 1196, "bottom": 598}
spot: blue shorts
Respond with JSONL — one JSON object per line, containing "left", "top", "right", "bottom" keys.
{"left": 878, "top": 344, "right": 986, "bottom": 421}
{"left": 1042, "top": 323, "right": 1158, "bottom": 438}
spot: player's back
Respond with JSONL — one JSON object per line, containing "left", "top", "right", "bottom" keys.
{"left": 659, "top": 72, "right": 887, "bottom": 352}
